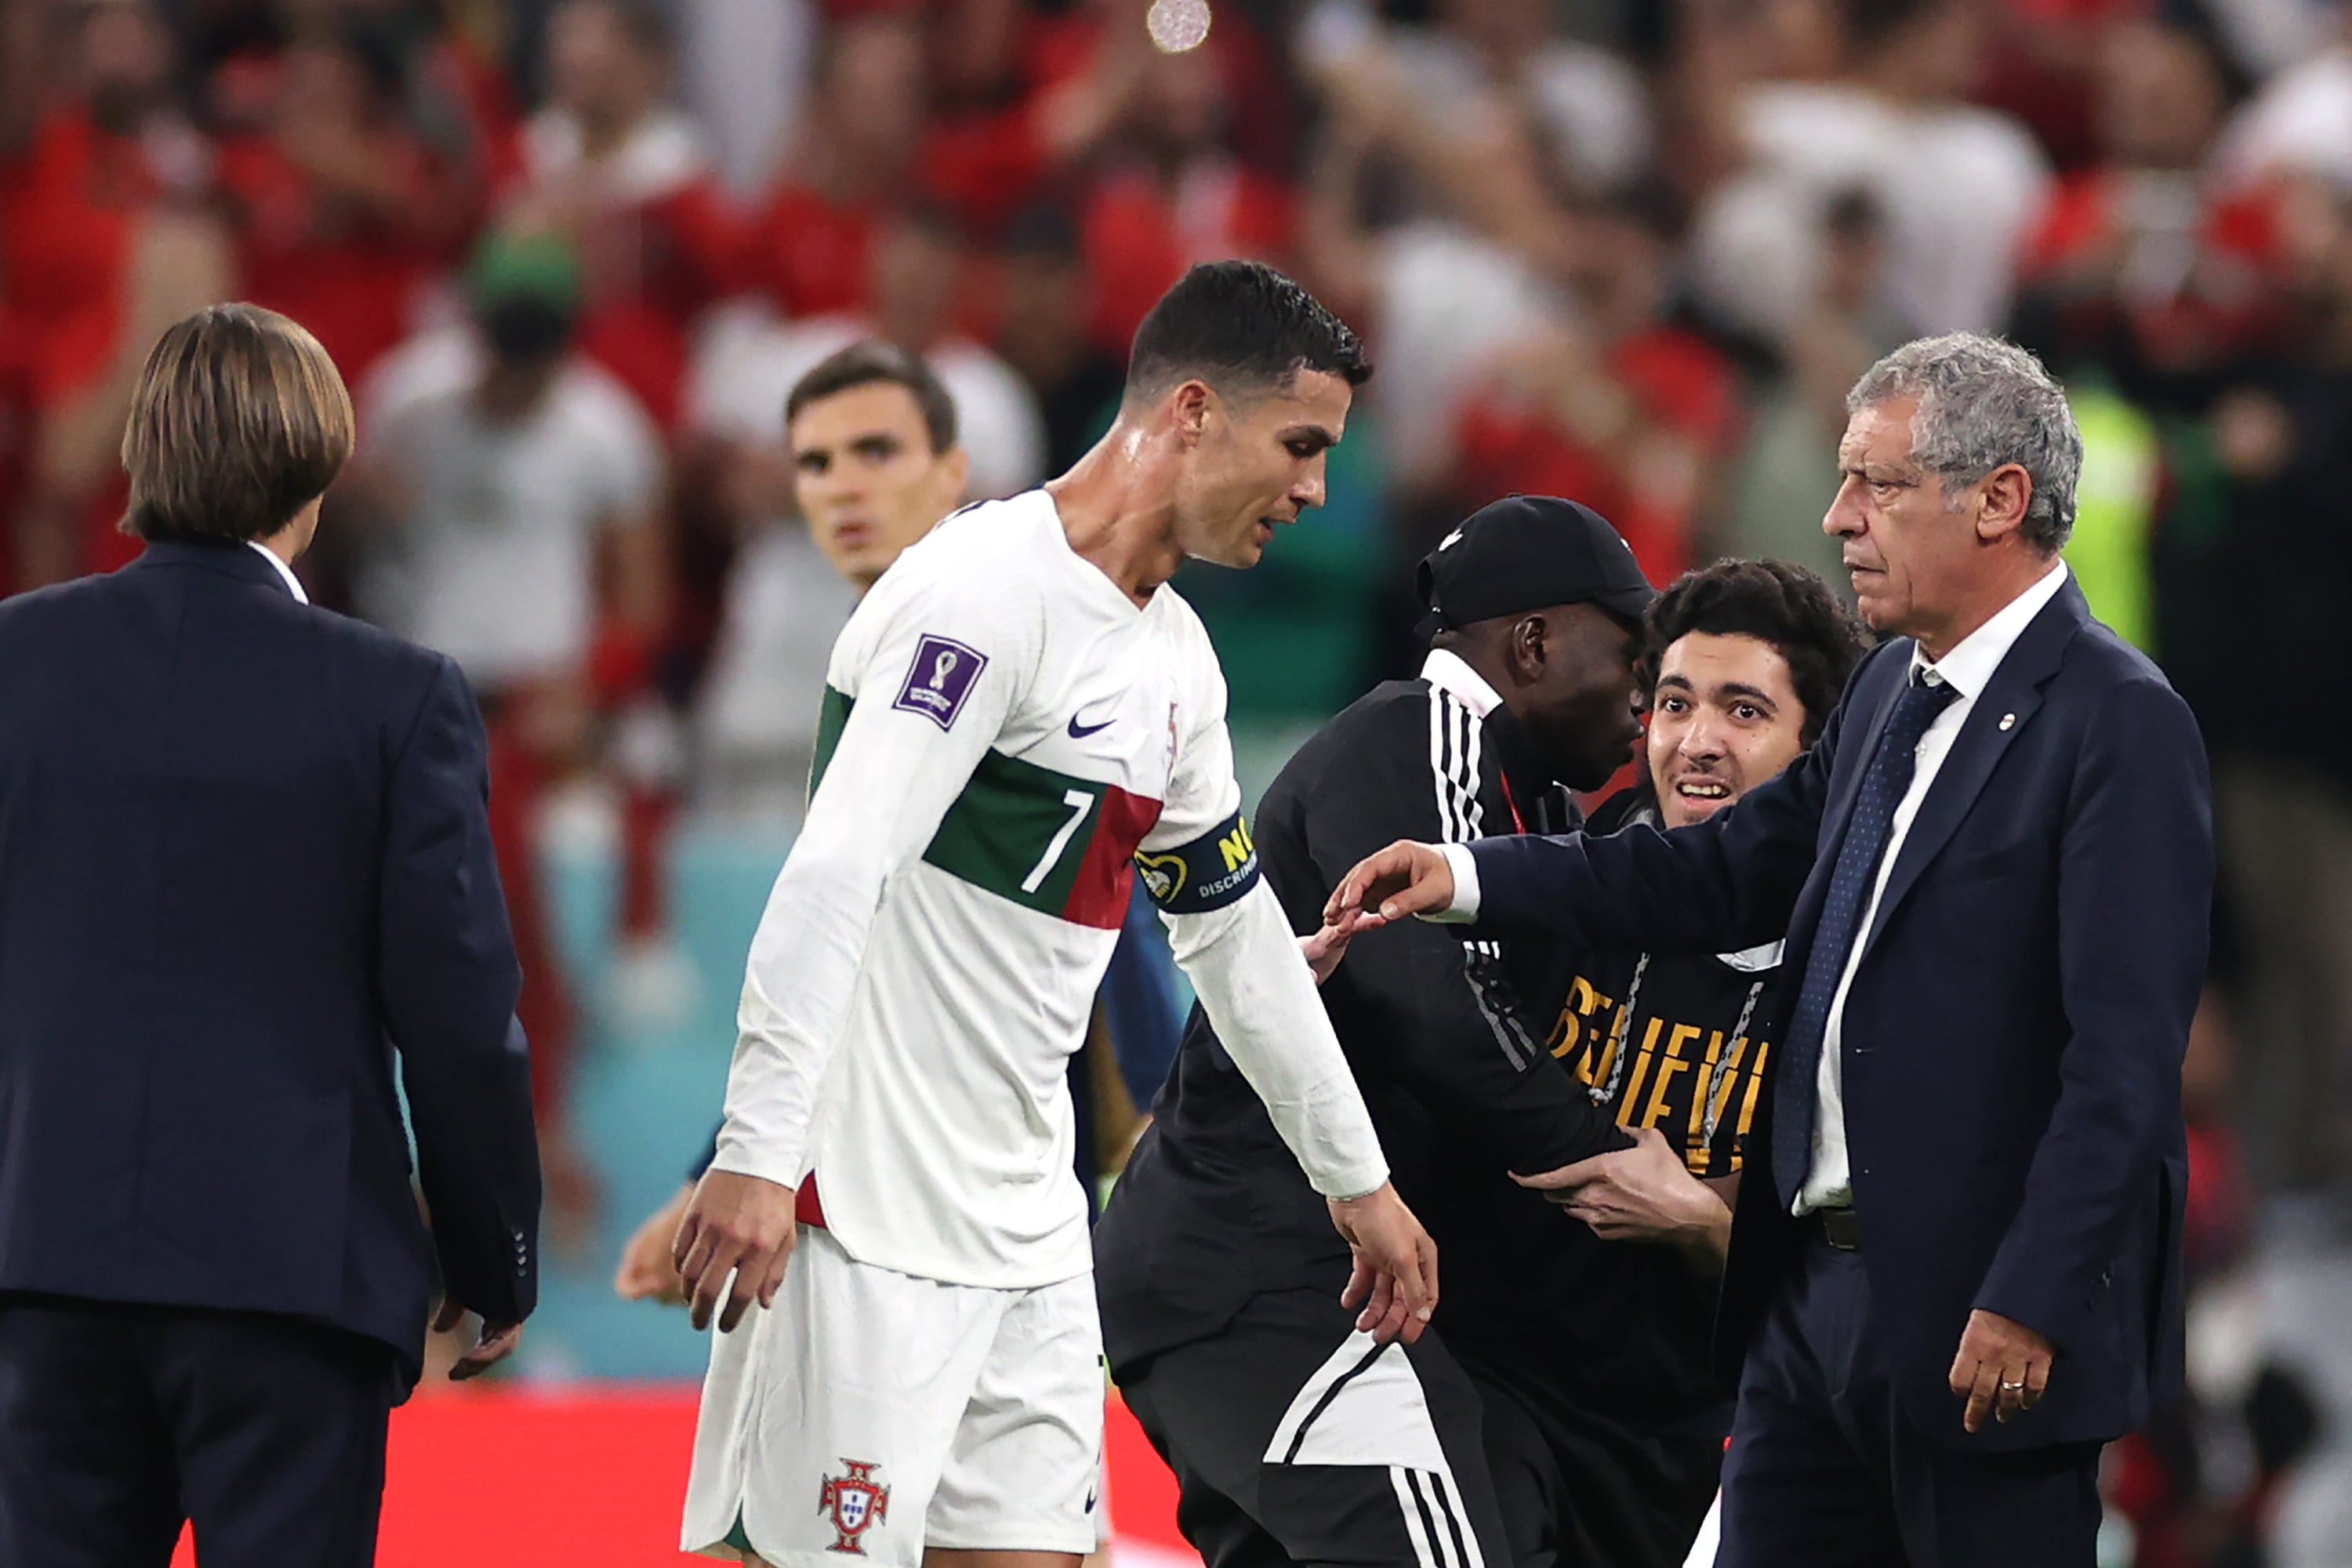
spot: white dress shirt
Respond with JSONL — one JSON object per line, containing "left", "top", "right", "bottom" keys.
{"left": 1432, "top": 563, "right": 2074, "bottom": 1214}
{"left": 1795, "top": 560, "right": 2070, "bottom": 1213}
{"left": 246, "top": 540, "right": 309, "bottom": 604}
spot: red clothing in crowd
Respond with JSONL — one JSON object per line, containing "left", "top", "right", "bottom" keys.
{"left": 0, "top": 113, "right": 149, "bottom": 414}
{"left": 0, "top": 111, "right": 178, "bottom": 579}
{"left": 1081, "top": 160, "right": 1293, "bottom": 355}
{"left": 737, "top": 183, "right": 876, "bottom": 318}
{"left": 735, "top": 107, "right": 1047, "bottom": 321}
{"left": 1452, "top": 327, "right": 1739, "bottom": 588}
{"left": 2021, "top": 170, "right": 2288, "bottom": 369}
{"left": 213, "top": 135, "right": 470, "bottom": 390}
{"left": 1976, "top": 0, "right": 2151, "bottom": 171}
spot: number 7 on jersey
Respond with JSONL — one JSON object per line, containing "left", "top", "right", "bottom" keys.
{"left": 1022, "top": 790, "right": 1098, "bottom": 894}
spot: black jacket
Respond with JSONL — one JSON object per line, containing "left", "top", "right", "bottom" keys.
{"left": 0, "top": 542, "right": 542, "bottom": 1393}
{"left": 1433, "top": 786, "right": 1781, "bottom": 1430}
{"left": 1095, "top": 661, "right": 1628, "bottom": 1374}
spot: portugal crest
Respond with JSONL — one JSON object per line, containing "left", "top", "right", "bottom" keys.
{"left": 818, "top": 1459, "right": 891, "bottom": 1555}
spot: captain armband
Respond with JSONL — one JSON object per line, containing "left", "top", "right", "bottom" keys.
{"left": 1134, "top": 811, "right": 1261, "bottom": 914}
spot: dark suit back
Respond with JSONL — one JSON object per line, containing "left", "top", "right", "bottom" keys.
{"left": 1470, "top": 581, "right": 2209, "bottom": 1451}
{"left": 0, "top": 542, "right": 539, "bottom": 1390}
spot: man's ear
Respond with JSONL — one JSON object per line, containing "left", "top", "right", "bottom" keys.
{"left": 1171, "top": 379, "right": 1214, "bottom": 448}
{"left": 1508, "top": 615, "right": 1548, "bottom": 686}
{"left": 1974, "top": 463, "right": 2032, "bottom": 544}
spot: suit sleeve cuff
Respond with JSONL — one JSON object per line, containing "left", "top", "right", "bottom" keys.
{"left": 1424, "top": 842, "right": 1481, "bottom": 924}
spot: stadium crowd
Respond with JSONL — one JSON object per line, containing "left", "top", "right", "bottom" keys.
{"left": 5, "top": 0, "right": 2352, "bottom": 1559}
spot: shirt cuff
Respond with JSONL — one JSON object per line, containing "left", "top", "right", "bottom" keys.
{"left": 705, "top": 1131, "right": 807, "bottom": 1194}
{"left": 1425, "top": 842, "right": 1481, "bottom": 924}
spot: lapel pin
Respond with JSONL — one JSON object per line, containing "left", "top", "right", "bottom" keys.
{"left": 1998, "top": 713, "right": 2016, "bottom": 731}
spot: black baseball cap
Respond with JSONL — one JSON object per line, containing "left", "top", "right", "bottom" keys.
{"left": 1414, "top": 494, "right": 1656, "bottom": 640}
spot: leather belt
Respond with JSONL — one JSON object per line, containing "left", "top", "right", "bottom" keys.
{"left": 1807, "top": 1207, "right": 1863, "bottom": 1252}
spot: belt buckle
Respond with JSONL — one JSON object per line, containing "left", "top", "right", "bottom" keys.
{"left": 1817, "top": 1208, "right": 1862, "bottom": 1252}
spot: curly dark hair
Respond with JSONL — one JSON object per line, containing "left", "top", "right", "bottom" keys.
{"left": 1639, "top": 560, "right": 1872, "bottom": 746}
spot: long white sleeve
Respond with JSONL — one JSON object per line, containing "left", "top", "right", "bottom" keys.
{"left": 710, "top": 567, "right": 1038, "bottom": 1190}
{"left": 1135, "top": 593, "right": 1388, "bottom": 1202}
{"left": 1165, "top": 880, "right": 1392, "bottom": 1200}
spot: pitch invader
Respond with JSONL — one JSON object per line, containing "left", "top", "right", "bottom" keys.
{"left": 675, "top": 262, "right": 1438, "bottom": 1568}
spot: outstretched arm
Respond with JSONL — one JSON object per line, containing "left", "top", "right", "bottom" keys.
{"left": 1331, "top": 650, "right": 1878, "bottom": 949}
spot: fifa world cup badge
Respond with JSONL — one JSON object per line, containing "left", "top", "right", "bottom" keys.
{"left": 818, "top": 1460, "right": 891, "bottom": 1554}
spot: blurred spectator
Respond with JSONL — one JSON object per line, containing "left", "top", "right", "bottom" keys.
{"left": 1717, "top": 186, "right": 1900, "bottom": 590}
{"left": 1297, "top": 31, "right": 1570, "bottom": 496}
{"left": 1448, "top": 186, "right": 1743, "bottom": 587}
{"left": 1, "top": 0, "right": 224, "bottom": 590}
{"left": 994, "top": 201, "right": 1127, "bottom": 472}
{"left": 1297, "top": 0, "right": 1652, "bottom": 196}
{"left": 507, "top": 0, "right": 738, "bottom": 428}
{"left": 730, "top": 4, "right": 1135, "bottom": 322}
{"left": 2210, "top": 7, "right": 2352, "bottom": 192}
{"left": 2105, "top": 992, "right": 2325, "bottom": 1568}
{"left": 1076, "top": 36, "right": 1297, "bottom": 355}
{"left": 675, "top": 0, "right": 812, "bottom": 197}
{"left": 2154, "top": 177, "right": 2352, "bottom": 1196}
{"left": 355, "top": 232, "right": 670, "bottom": 1247}
{"left": 2013, "top": 13, "right": 2285, "bottom": 410}
{"left": 691, "top": 205, "right": 1046, "bottom": 503}
{"left": 1682, "top": 0, "right": 2050, "bottom": 348}
{"left": 212, "top": 18, "right": 483, "bottom": 392}
{"left": 733, "top": 8, "right": 925, "bottom": 321}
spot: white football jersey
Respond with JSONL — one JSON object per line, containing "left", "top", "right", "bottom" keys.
{"left": 708, "top": 492, "right": 1354, "bottom": 1287}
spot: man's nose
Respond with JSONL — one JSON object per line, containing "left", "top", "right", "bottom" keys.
{"left": 1292, "top": 457, "right": 1327, "bottom": 512}
{"left": 1824, "top": 485, "right": 1863, "bottom": 538}
{"left": 1679, "top": 715, "right": 1728, "bottom": 759}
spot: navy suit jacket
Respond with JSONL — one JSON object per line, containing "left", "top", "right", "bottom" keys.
{"left": 1465, "top": 579, "right": 2209, "bottom": 1451}
{"left": 0, "top": 541, "right": 540, "bottom": 1392}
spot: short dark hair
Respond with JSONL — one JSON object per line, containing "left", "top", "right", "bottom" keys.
{"left": 1124, "top": 260, "right": 1371, "bottom": 407}
{"left": 785, "top": 340, "right": 958, "bottom": 455}
{"left": 120, "top": 303, "right": 355, "bottom": 544}
{"left": 1640, "top": 560, "right": 1871, "bottom": 746}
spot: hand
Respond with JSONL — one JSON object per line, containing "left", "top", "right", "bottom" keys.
{"left": 1324, "top": 841, "right": 1454, "bottom": 934}
{"left": 1949, "top": 1308, "right": 2053, "bottom": 1433}
{"left": 1298, "top": 920, "right": 1356, "bottom": 985}
{"left": 431, "top": 1301, "right": 524, "bottom": 1382}
{"left": 614, "top": 1181, "right": 697, "bottom": 1304}
{"left": 1512, "top": 1125, "right": 1731, "bottom": 1258}
{"left": 673, "top": 1170, "right": 800, "bottom": 1333}
{"left": 1328, "top": 1182, "right": 1439, "bottom": 1345}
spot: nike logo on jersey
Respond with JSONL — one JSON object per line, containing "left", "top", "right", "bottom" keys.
{"left": 1067, "top": 711, "right": 1115, "bottom": 739}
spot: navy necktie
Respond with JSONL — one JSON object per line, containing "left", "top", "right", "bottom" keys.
{"left": 1769, "top": 670, "right": 1961, "bottom": 1203}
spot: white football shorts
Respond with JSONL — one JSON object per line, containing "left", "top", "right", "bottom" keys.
{"left": 683, "top": 1225, "right": 1105, "bottom": 1566}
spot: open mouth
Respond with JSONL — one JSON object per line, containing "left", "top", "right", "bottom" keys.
{"left": 1672, "top": 778, "right": 1733, "bottom": 804}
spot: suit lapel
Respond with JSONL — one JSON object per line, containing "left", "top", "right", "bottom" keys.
{"left": 1859, "top": 582, "right": 2089, "bottom": 953}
